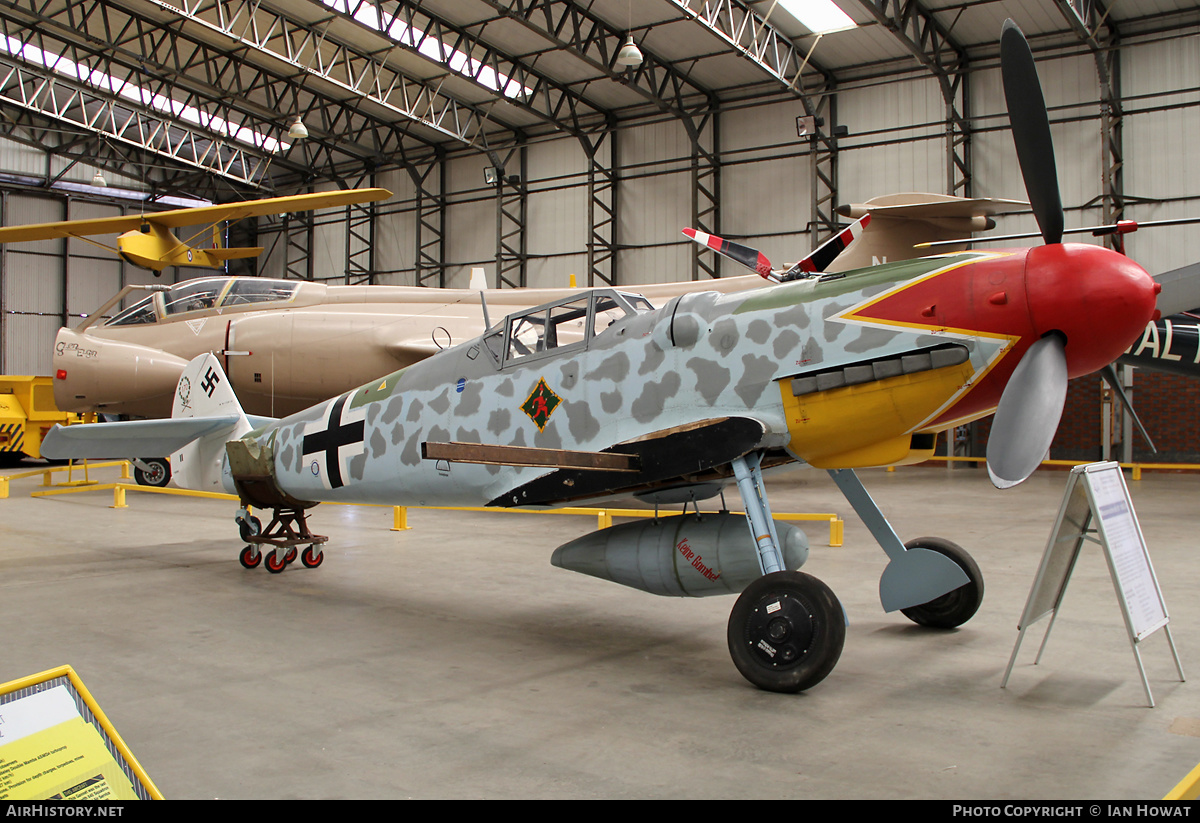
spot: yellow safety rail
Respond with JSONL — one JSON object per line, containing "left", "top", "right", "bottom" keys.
{"left": 1165, "top": 761, "right": 1200, "bottom": 800}
{"left": 8, "top": 461, "right": 844, "bottom": 547}
{"left": 904, "top": 455, "right": 1200, "bottom": 480}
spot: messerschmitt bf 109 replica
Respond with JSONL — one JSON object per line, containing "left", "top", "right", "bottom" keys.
{"left": 41, "top": 21, "right": 1188, "bottom": 693}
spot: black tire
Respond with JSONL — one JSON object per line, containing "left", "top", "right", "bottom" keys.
{"left": 239, "top": 545, "right": 262, "bottom": 569}
{"left": 264, "top": 550, "right": 287, "bottom": 574}
{"left": 237, "top": 515, "right": 262, "bottom": 543}
{"left": 300, "top": 546, "right": 323, "bottom": 569}
{"left": 133, "top": 457, "right": 170, "bottom": 487}
{"left": 727, "top": 571, "right": 845, "bottom": 694}
{"left": 899, "top": 537, "right": 984, "bottom": 629}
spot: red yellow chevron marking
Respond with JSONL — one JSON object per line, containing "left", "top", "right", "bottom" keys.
{"left": 827, "top": 251, "right": 1036, "bottom": 432}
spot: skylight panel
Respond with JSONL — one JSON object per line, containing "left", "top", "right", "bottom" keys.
{"left": 1, "top": 36, "right": 288, "bottom": 153}
{"left": 323, "top": 0, "right": 532, "bottom": 99}
{"left": 778, "top": 0, "right": 857, "bottom": 35}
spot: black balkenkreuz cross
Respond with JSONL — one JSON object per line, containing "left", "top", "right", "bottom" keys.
{"left": 302, "top": 394, "right": 365, "bottom": 489}
{"left": 201, "top": 367, "right": 221, "bottom": 397}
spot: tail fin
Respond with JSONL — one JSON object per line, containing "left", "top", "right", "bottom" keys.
{"left": 169, "top": 354, "right": 252, "bottom": 491}
{"left": 41, "top": 353, "right": 251, "bottom": 493}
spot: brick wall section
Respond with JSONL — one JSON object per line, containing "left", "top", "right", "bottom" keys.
{"left": 966, "top": 370, "right": 1200, "bottom": 463}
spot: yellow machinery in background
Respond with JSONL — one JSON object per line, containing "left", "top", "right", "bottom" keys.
{"left": 0, "top": 376, "right": 84, "bottom": 461}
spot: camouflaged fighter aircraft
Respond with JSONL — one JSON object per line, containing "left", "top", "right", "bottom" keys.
{"left": 38, "top": 21, "right": 1192, "bottom": 693}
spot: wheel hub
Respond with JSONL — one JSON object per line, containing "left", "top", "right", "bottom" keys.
{"left": 745, "top": 594, "right": 815, "bottom": 669}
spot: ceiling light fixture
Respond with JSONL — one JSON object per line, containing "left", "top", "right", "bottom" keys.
{"left": 91, "top": 172, "right": 107, "bottom": 188}
{"left": 288, "top": 116, "right": 309, "bottom": 140}
{"left": 616, "top": 34, "right": 643, "bottom": 69}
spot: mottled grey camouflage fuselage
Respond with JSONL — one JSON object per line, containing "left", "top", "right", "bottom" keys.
{"left": 227, "top": 253, "right": 1006, "bottom": 510}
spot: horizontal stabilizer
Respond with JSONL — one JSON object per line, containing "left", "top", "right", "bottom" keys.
{"left": 41, "top": 416, "right": 242, "bottom": 460}
{"left": 204, "top": 246, "right": 265, "bottom": 261}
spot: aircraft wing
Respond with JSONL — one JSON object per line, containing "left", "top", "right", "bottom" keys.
{"left": 838, "top": 194, "right": 1028, "bottom": 220}
{"left": 0, "top": 188, "right": 391, "bottom": 243}
{"left": 476, "top": 417, "right": 770, "bottom": 508}
{"left": 40, "top": 416, "right": 242, "bottom": 460}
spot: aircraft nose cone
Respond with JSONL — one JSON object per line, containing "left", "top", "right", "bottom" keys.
{"left": 53, "top": 327, "right": 188, "bottom": 415}
{"left": 1023, "top": 243, "right": 1158, "bottom": 378}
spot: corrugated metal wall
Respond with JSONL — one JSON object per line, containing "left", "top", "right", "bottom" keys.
{"left": 3, "top": 29, "right": 1200, "bottom": 377}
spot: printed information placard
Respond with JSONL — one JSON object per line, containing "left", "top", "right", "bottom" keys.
{"left": 0, "top": 666, "right": 160, "bottom": 800}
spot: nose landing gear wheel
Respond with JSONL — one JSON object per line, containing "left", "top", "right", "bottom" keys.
{"left": 727, "top": 571, "right": 845, "bottom": 694}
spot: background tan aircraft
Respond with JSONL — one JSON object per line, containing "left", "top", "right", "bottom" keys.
{"left": 47, "top": 191, "right": 1025, "bottom": 424}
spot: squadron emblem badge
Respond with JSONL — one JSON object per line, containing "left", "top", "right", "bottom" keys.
{"left": 521, "top": 378, "right": 562, "bottom": 432}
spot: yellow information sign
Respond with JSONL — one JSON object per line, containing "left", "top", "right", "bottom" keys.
{"left": 0, "top": 666, "right": 160, "bottom": 800}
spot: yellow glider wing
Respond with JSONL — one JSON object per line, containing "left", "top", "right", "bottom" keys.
{"left": 0, "top": 188, "right": 392, "bottom": 243}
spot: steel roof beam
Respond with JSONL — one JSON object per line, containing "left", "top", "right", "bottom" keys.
{"left": 855, "top": 0, "right": 973, "bottom": 197}
{"left": 326, "top": 0, "right": 613, "bottom": 139}
{"left": 153, "top": 0, "right": 519, "bottom": 152}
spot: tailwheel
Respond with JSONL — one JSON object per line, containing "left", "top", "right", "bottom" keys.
{"left": 899, "top": 537, "right": 984, "bottom": 629}
{"left": 239, "top": 545, "right": 261, "bottom": 569}
{"left": 264, "top": 549, "right": 288, "bottom": 574}
{"left": 727, "top": 571, "right": 845, "bottom": 693}
{"left": 237, "top": 515, "right": 262, "bottom": 543}
{"left": 300, "top": 545, "right": 323, "bottom": 569}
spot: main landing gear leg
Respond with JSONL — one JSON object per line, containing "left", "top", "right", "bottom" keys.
{"left": 725, "top": 453, "right": 846, "bottom": 693}
{"left": 826, "top": 468, "right": 982, "bottom": 627}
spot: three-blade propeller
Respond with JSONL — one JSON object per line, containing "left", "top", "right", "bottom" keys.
{"left": 985, "top": 19, "right": 1164, "bottom": 488}
{"left": 985, "top": 19, "right": 1071, "bottom": 489}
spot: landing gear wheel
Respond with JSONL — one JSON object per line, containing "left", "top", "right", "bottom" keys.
{"left": 133, "top": 457, "right": 170, "bottom": 487}
{"left": 300, "top": 545, "right": 323, "bottom": 568}
{"left": 727, "top": 571, "right": 845, "bottom": 694}
{"left": 239, "top": 545, "right": 261, "bottom": 569}
{"left": 264, "top": 550, "right": 288, "bottom": 574}
{"left": 899, "top": 537, "right": 984, "bottom": 629}
{"left": 238, "top": 515, "right": 262, "bottom": 543}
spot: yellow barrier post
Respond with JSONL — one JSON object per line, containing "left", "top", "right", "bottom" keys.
{"left": 392, "top": 506, "right": 410, "bottom": 531}
{"left": 0, "top": 475, "right": 8, "bottom": 499}
{"left": 111, "top": 485, "right": 127, "bottom": 509}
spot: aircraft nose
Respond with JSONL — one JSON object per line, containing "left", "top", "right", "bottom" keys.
{"left": 53, "top": 327, "right": 188, "bottom": 415}
{"left": 1023, "top": 243, "right": 1159, "bottom": 378}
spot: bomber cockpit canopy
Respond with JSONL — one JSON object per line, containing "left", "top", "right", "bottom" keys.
{"left": 482, "top": 289, "right": 654, "bottom": 367}
{"left": 105, "top": 277, "right": 300, "bottom": 326}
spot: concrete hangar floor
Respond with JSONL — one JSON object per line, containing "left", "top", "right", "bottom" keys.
{"left": 2, "top": 461, "right": 1199, "bottom": 800}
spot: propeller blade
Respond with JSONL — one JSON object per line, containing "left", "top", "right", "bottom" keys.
{"left": 1000, "top": 19, "right": 1064, "bottom": 246}
{"left": 682, "top": 228, "right": 773, "bottom": 278}
{"left": 777, "top": 215, "right": 870, "bottom": 282}
{"left": 1100, "top": 363, "right": 1157, "bottom": 453}
{"left": 986, "top": 334, "right": 1069, "bottom": 489}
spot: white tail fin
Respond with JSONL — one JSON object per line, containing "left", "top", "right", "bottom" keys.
{"left": 170, "top": 353, "right": 251, "bottom": 491}
{"left": 41, "top": 353, "right": 249, "bottom": 490}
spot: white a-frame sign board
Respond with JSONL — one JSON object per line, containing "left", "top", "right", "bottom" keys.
{"left": 1001, "top": 462, "right": 1184, "bottom": 707}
